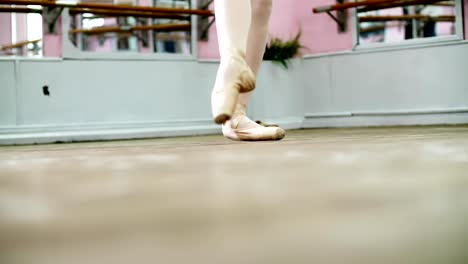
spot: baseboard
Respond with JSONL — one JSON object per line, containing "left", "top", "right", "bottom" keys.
{"left": 303, "top": 110, "right": 468, "bottom": 128}
{"left": 0, "top": 120, "right": 219, "bottom": 145}
{"left": 2, "top": 109, "right": 467, "bottom": 145}
{"left": 0, "top": 117, "right": 305, "bottom": 145}
{"left": 262, "top": 117, "right": 305, "bottom": 130}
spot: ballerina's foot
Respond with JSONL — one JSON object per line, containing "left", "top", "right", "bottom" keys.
{"left": 222, "top": 104, "right": 286, "bottom": 141}
{"left": 211, "top": 49, "right": 256, "bottom": 124}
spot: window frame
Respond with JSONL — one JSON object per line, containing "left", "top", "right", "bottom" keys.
{"left": 61, "top": 0, "right": 198, "bottom": 61}
{"left": 351, "top": 0, "right": 465, "bottom": 51}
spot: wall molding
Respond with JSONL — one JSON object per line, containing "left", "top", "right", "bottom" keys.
{"left": 304, "top": 112, "right": 468, "bottom": 128}
{"left": 0, "top": 117, "right": 305, "bottom": 145}
{"left": 2, "top": 110, "right": 468, "bottom": 145}
{"left": 305, "top": 107, "right": 468, "bottom": 118}
{"left": 0, "top": 120, "right": 219, "bottom": 145}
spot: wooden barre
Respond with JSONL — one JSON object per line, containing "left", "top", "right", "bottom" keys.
{"left": 313, "top": 0, "right": 448, "bottom": 13}
{"left": 359, "top": 0, "right": 447, "bottom": 12}
{"left": 0, "top": 6, "right": 190, "bottom": 19}
{"left": 69, "top": 23, "right": 191, "bottom": 35}
{"left": 359, "top": 14, "right": 455, "bottom": 22}
{"left": 313, "top": 0, "right": 399, "bottom": 13}
{"left": 0, "top": 0, "right": 213, "bottom": 16}
{"left": 69, "top": 8, "right": 189, "bottom": 20}
{"left": 0, "top": 39, "right": 41, "bottom": 50}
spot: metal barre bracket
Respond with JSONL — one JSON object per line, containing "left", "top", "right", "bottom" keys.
{"left": 330, "top": 0, "right": 347, "bottom": 33}
{"left": 44, "top": 6, "right": 64, "bottom": 34}
{"left": 197, "top": 0, "right": 215, "bottom": 41}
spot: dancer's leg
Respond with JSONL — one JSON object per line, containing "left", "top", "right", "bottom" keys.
{"left": 211, "top": 0, "right": 256, "bottom": 124}
{"left": 238, "top": 0, "right": 273, "bottom": 105}
{"left": 222, "top": 0, "right": 285, "bottom": 141}
{"left": 215, "top": 0, "right": 251, "bottom": 59}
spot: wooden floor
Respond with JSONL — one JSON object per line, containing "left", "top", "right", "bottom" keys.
{"left": 1, "top": 126, "right": 468, "bottom": 264}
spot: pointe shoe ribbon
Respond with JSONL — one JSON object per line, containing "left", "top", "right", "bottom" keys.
{"left": 211, "top": 49, "right": 256, "bottom": 124}
{"left": 255, "top": 120, "right": 279, "bottom": 127}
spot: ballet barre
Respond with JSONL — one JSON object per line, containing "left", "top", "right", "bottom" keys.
{"left": 0, "top": 0, "right": 214, "bottom": 16}
{"left": 313, "top": 0, "right": 396, "bottom": 13}
{"left": 69, "top": 8, "right": 189, "bottom": 20}
{"left": 0, "top": 5, "right": 191, "bottom": 20}
{"left": 359, "top": 0, "right": 449, "bottom": 12}
{"left": 312, "top": 0, "right": 400, "bottom": 32}
{"left": 313, "top": 0, "right": 449, "bottom": 13}
{"left": 313, "top": 0, "right": 453, "bottom": 33}
{"left": 0, "top": 39, "right": 41, "bottom": 51}
{"left": 69, "top": 23, "right": 190, "bottom": 35}
{"left": 359, "top": 14, "right": 455, "bottom": 22}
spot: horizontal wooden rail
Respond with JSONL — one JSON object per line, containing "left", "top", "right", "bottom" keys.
{"left": 69, "top": 8, "right": 188, "bottom": 20}
{"left": 0, "top": 0, "right": 213, "bottom": 16}
{"left": 0, "top": 39, "right": 41, "bottom": 50}
{"left": 359, "top": 14, "right": 455, "bottom": 22}
{"left": 359, "top": 0, "right": 446, "bottom": 12}
{"left": 313, "top": 0, "right": 448, "bottom": 13}
{"left": 313, "top": 0, "right": 398, "bottom": 13}
{"left": 69, "top": 23, "right": 190, "bottom": 35}
{"left": 0, "top": 6, "right": 190, "bottom": 19}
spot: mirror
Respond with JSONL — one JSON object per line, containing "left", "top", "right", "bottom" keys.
{"left": 69, "top": 0, "right": 193, "bottom": 55}
{"left": 357, "top": 1, "right": 457, "bottom": 45}
{"left": 0, "top": 5, "right": 43, "bottom": 57}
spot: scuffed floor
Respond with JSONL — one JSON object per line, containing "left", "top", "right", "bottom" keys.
{"left": 1, "top": 126, "right": 468, "bottom": 264}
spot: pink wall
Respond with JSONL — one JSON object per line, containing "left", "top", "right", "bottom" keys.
{"left": 0, "top": 14, "right": 12, "bottom": 46}
{"left": 198, "top": 0, "right": 353, "bottom": 59}
{"left": 43, "top": 18, "right": 62, "bottom": 57}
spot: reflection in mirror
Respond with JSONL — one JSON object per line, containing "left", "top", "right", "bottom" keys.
{"left": 358, "top": 1, "right": 456, "bottom": 45}
{"left": 152, "top": 0, "right": 191, "bottom": 54}
{"left": 69, "top": 0, "right": 193, "bottom": 55}
{"left": 0, "top": 5, "right": 43, "bottom": 56}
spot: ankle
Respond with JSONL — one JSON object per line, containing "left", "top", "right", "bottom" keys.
{"left": 221, "top": 48, "right": 247, "bottom": 61}
{"left": 230, "top": 104, "right": 247, "bottom": 126}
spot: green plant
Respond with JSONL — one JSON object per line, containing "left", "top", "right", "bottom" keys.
{"left": 263, "top": 31, "right": 303, "bottom": 69}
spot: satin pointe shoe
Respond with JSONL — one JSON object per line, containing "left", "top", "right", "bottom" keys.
{"left": 222, "top": 104, "right": 286, "bottom": 141}
{"left": 211, "top": 49, "right": 256, "bottom": 124}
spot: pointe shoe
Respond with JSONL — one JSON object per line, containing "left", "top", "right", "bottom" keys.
{"left": 211, "top": 49, "right": 256, "bottom": 124}
{"left": 222, "top": 104, "right": 286, "bottom": 141}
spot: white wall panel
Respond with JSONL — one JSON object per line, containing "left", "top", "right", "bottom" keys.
{"left": 17, "top": 60, "right": 218, "bottom": 125}
{"left": 0, "top": 61, "right": 16, "bottom": 126}
{"left": 330, "top": 44, "right": 468, "bottom": 112}
{"left": 249, "top": 60, "right": 305, "bottom": 123}
{"left": 302, "top": 56, "right": 334, "bottom": 114}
